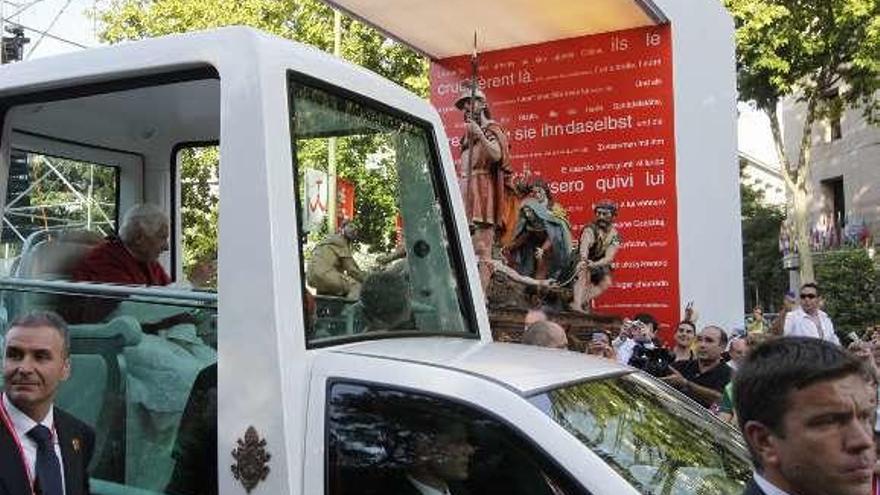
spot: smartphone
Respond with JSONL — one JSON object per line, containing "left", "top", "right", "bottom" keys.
{"left": 591, "top": 332, "right": 609, "bottom": 344}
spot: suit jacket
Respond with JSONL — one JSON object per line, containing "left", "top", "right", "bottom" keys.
{"left": 0, "top": 406, "right": 95, "bottom": 495}
{"left": 742, "top": 479, "right": 767, "bottom": 495}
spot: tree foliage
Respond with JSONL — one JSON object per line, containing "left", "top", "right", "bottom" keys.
{"left": 295, "top": 135, "right": 400, "bottom": 251}
{"left": 178, "top": 146, "right": 218, "bottom": 277}
{"left": 725, "top": 0, "right": 880, "bottom": 282}
{"left": 740, "top": 180, "right": 787, "bottom": 313}
{"left": 815, "top": 249, "right": 880, "bottom": 335}
{"left": 95, "top": 0, "right": 430, "bottom": 265}
{"left": 96, "top": 0, "right": 428, "bottom": 96}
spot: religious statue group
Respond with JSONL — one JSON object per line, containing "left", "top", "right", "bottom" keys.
{"left": 454, "top": 85, "right": 620, "bottom": 313}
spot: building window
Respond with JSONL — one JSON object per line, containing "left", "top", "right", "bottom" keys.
{"left": 823, "top": 88, "right": 843, "bottom": 142}
{"left": 819, "top": 177, "right": 845, "bottom": 250}
{"left": 829, "top": 117, "right": 842, "bottom": 141}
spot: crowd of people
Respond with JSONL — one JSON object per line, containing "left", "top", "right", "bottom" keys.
{"left": 520, "top": 281, "right": 865, "bottom": 411}
{"left": 520, "top": 281, "right": 880, "bottom": 494}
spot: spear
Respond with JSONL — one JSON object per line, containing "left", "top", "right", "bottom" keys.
{"left": 464, "top": 31, "right": 478, "bottom": 229}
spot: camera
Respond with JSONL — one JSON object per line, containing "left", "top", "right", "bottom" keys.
{"left": 619, "top": 319, "right": 645, "bottom": 340}
{"left": 629, "top": 345, "right": 673, "bottom": 377}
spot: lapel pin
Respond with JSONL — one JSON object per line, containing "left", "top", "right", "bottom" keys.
{"left": 72, "top": 438, "right": 81, "bottom": 453}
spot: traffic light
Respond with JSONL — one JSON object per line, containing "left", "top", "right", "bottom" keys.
{"left": 2, "top": 25, "right": 30, "bottom": 64}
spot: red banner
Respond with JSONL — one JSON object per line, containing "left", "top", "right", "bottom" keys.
{"left": 431, "top": 25, "right": 680, "bottom": 338}
{"left": 337, "top": 178, "right": 355, "bottom": 225}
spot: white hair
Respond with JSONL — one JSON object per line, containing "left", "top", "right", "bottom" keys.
{"left": 120, "top": 203, "right": 168, "bottom": 244}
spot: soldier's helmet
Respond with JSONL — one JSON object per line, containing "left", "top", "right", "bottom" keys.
{"left": 454, "top": 85, "right": 487, "bottom": 110}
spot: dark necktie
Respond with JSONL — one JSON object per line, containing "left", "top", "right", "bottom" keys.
{"left": 27, "top": 425, "right": 63, "bottom": 495}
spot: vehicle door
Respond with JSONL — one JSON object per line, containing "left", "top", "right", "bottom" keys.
{"left": 302, "top": 350, "right": 639, "bottom": 495}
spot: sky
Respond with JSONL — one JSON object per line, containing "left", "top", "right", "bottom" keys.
{"left": 738, "top": 102, "right": 779, "bottom": 168}
{"left": 2, "top": 0, "right": 101, "bottom": 59}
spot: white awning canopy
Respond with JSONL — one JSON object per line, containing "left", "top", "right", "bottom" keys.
{"left": 323, "top": 0, "right": 666, "bottom": 59}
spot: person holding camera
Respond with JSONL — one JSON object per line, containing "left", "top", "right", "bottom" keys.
{"left": 585, "top": 331, "right": 617, "bottom": 361}
{"left": 613, "top": 313, "right": 660, "bottom": 365}
{"left": 614, "top": 313, "right": 676, "bottom": 377}
{"left": 661, "top": 325, "right": 732, "bottom": 409}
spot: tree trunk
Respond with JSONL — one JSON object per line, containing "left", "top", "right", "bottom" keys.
{"left": 793, "top": 185, "right": 815, "bottom": 282}
{"left": 767, "top": 99, "right": 817, "bottom": 284}
{"left": 794, "top": 98, "right": 817, "bottom": 283}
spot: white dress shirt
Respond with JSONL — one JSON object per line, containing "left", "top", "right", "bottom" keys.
{"left": 783, "top": 307, "right": 839, "bottom": 345}
{"left": 2, "top": 393, "right": 66, "bottom": 495}
{"left": 407, "top": 475, "right": 451, "bottom": 495}
{"left": 613, "top": 337, "right": 637, "bottom": 365}
{"left": 753, "top": 472, "right": 793, "bottom": 495}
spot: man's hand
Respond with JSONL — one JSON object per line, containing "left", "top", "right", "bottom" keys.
{"left": 660, "top": 367, "right": 687, "bottom": 389}
{"left": 465, "top": 120, "right": 483, "bottom": 137}
{"left": 587, "top": 342, "right": 616, "bottom": 360}
{"left": 142, "top": 311, "right": 203, "bottom": 334}
{"left": 578, "top": 258, "right": 595, "bottom": 272}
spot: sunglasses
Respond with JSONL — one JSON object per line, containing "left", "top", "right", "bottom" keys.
{"left": 800, "top": 293, "right": 818, "bottom": 300}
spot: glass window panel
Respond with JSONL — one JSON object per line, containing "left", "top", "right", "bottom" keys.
{"left": 176, "top": 145, "right": 219, "bottom": 291}
{"left": 1, "top": 149, "right": 119, "bottom": 278}
{"left": 531, "top": 374, "right": 752, "bottom": 494}
{"left": 327, "top": 381, "right": 588, "bottom": 495}
{"left": 289, "top": 77, "right": 474, "bottom": 345}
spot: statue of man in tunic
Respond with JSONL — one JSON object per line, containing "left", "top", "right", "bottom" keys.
{"left": 571, "top": 200, "right": 621, "bottom": 312}
{"left": 454, "top": 86, "right": 513, "bottom": 288}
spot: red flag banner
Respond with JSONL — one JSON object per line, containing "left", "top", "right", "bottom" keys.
{"left": 337, "top": 178, "right": 355, "bottom": 225}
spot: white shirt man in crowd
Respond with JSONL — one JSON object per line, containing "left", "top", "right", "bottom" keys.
{"left": 728, "top": 337, "right": 749, "bottom": 372}
{"left": 613, "top": 313, "right": 658, "bottom": 365}
{"left": 783, "top": 282, "right": 839, "bottom": 345}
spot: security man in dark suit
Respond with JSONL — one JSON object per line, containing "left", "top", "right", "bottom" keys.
{"left": 0, "top": 311, "right": 94, "bottom": 495}
{"left": 735, "top": 337, "right": 876, "bottom": 495}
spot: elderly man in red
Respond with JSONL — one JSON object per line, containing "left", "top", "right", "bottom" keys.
{"left": 66, "top": 203, "right": 176, "bottom": 326}
{"left": 72, "top": 203, "right": 171, "bottom": 286}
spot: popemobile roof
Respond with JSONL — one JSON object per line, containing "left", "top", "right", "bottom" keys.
{"left": 0, "top": 27, "right": 437, "bottom": 124}
{"left": 333, "top": 337, "right": 629, "bottom": 396}
{"left": 322, "top": 0, "right": 666, "bottom": 59}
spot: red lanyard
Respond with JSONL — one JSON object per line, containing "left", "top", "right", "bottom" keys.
{"left": 0, "top": 395, "right": 44, "bottom": 495}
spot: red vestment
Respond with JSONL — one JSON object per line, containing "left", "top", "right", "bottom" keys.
{"left": 71, "top": 237, "right": 170, "bottom": 286}
{"left": 64, "top": 237, "right": 170, "bottom": 323}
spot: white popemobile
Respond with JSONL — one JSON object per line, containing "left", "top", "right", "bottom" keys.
{"left": 0, "top": 6, "right": 747, "bottom": 495}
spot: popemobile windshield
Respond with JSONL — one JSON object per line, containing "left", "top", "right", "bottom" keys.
{"left": 0, "top": 1, "right": 747, "bottom": 492}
